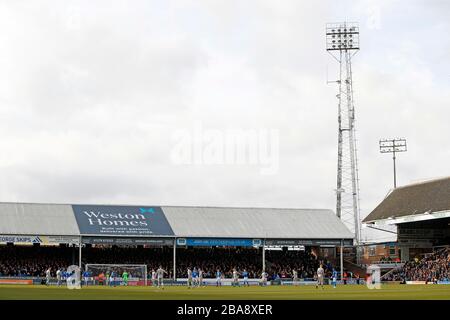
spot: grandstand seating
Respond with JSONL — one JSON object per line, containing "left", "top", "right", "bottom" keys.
{"left": 0, "top": 245, "right": 334, "bottom": 280}
{"left": 383, "top": 247, "right": 449, "bottom": 282}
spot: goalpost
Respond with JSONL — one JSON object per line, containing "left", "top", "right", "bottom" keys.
{"left": 85, "top": 264, "right": 148, "bottom": 286}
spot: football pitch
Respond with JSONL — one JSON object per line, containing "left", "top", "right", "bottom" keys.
{"left": 0, "top": 284, "right": 450, "bottom": 300}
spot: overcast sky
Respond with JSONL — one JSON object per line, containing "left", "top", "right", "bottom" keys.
{"left": 0, "top": 1, "right": 449, "bottom": 241}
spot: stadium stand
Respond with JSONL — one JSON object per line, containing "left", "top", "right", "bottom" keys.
{"left": 363, "top": 177, "right": 450, "bottom": 223}
{"left": 0, "top": 246, "right": 332, "bottom": 279}
{"left": 384, "top": 247, "right": 449, "bottom": 282}
{"left": 0, "top": 245, "right": 71, "bottom": 277}
{"left": 363, "top": 177, "right": 450, "bottom": 262}
{"left": 0, "top": 245, "right": 333, "bottom": 280}
{"left": 0, "top": 202, "right": 352, "bottom": 284}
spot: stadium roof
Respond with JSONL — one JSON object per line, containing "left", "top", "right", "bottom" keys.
{"left": 163, "top": 206, "right": 353, "bottom": 239}
{"left": 0, "top": 203, "right": 79, "bottom": 236}
{"left": 363, "top": 176, "right": 450, "bottom": 225}
{"left": 0, "top": 202, "right": 353, "bottom": 240}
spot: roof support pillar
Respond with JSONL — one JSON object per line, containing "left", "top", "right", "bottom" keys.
{"left": 173, "top": 238, "right": 177, "bottom": 281}
{"left": 79, "top": 236, "right": 82, "bottom": 271}
{"left": 262, "top": 239, "right": 266, "bottom": 274}
{"left": 340, "top": 239, "right": 344, "bottom": 281}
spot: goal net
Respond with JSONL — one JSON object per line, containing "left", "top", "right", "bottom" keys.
{"left": 85, "top": 264, "right": 147, "bottom": 286}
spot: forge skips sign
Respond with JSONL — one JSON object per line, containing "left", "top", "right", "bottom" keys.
{"left": 72, "top": 205, "right": 174, "bottom": 236}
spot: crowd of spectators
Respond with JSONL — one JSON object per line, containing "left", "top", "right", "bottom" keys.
{"left": 0, "top": 246, "right": 76, "bottom": 277}
{"left": 0, "top": 245, "right": 331, "bottom": 280}
{"left": 384, "top": 247, "right": 449, "bottom": 282}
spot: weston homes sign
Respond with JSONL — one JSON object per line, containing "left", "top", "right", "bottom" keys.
{"left": 72, "top": 205, "right": 174, "bottom": 236}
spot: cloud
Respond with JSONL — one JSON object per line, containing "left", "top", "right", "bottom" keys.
{"left": 0, "top": 1, "right": 448, "bottom": 242}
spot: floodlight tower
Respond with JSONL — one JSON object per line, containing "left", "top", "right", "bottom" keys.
{"left": 379, "top": 138, "right": 407, "bottom": 188}
{"left": 326, "top": 22, "right": 361, "bottom": 245}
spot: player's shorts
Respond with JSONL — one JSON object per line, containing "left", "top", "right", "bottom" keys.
{"left": 244, "top": 277, "right": 248, "bottom": 281}
{"left": 318, "top": 276, "right": 324, "bottom": 284}
{"left": 332, "top": 277, "right": 337, "bottom": 282}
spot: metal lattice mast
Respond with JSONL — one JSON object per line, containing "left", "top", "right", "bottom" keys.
{"left": 326, "top": 22, "right": 361, "bottom": 244}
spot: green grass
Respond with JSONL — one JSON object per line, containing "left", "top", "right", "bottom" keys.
{"left": 1, "top": 284, "right": 450, "bottom": 300}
